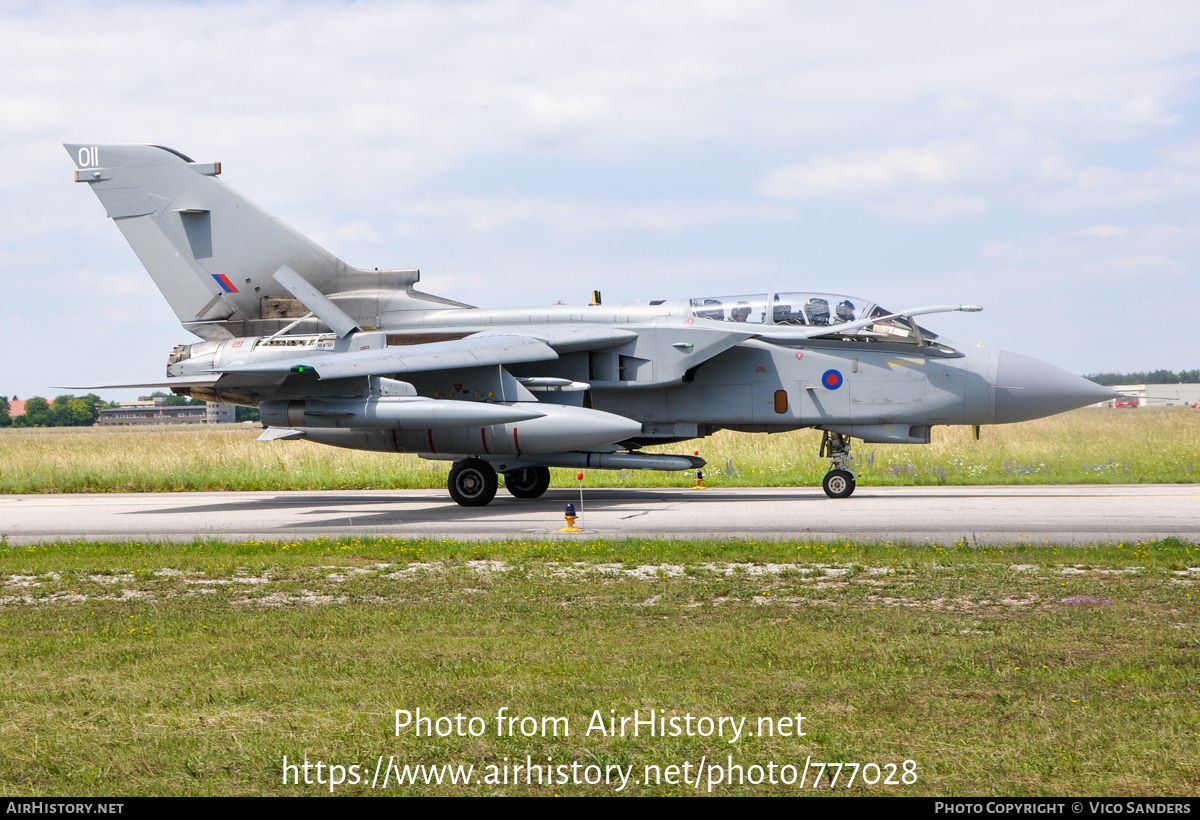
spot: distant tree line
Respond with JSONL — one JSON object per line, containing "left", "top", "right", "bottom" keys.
{"left": 1086, "top": 370, "right": 1200, "bottom": 386}
{"left": 0, "top": 394, "right": 111, "bottom": 428}
{"left": 0, "top": 392, "right": 259, "bottom": 427}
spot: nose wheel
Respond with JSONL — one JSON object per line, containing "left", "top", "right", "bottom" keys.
{"left": 819, "top": 430, "right": 857, "bottom": 499}
{"left": 447, "top": 458, "right": 498, "bottom": 507}
{"left": 822, "top": 469, "right": 856, "bottom": 499}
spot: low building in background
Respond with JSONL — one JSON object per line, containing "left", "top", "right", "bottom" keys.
{"left": 1109, "top": 384, "right": 1200, "bottom": 408}
{"left": 206, "top": 402, "right": 236, "bottom": 424}
{"left": 98, "top": 397, "right": 238, "bottom": 427}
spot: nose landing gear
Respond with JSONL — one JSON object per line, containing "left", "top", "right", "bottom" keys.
{"left": 819, "top": 431, "right": 857, "bottom": 499}
{"left": 822, "top": 468, "right": 856, "bottom": 499}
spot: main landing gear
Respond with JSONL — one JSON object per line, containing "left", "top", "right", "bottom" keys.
{"left": 447, "top": 458, "right": 497, "bottom": 507}
{"left": 819, "top": 431, "right": 857, "bottom": 499}
{"left": 504, "top": 466, "right": 551, "bottom": 499}
{"left": 446, "top": 461, "right": 552, "bottom": 506}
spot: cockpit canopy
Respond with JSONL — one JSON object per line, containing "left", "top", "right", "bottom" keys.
{"left": 689, "top": 292, "right": 942, "bottom": 346}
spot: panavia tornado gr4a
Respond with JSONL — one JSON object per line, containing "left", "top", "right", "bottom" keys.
{"left": 65, "top": 143, "right": 1114, "bottom": 505}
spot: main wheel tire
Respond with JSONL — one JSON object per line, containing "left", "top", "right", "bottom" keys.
{"left": 447, "top": 458, "right": 498, "bottom": 507}
{"left": 822, "top": 469, "right": 856, "bottom": 499}
{"left": 505, "top": 466, "right": 551, "bottom": 499}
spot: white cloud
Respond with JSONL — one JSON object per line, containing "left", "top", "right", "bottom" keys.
{"left": 335, "top": 220, "right": 385, "bottom": 244}
{"left": 1105, "top": 254, "right": 1187, "bottom": 273}
{"left": 760, "top": 141, "right": 992, "bottom": 222}
{"left": 1077, "top": 225, "right": 1127, "bottom": 237}
{"left": 1032, "top": 161, "right": 1200, "bottom": 213}
{"left": 3, "top": 1, "right": 1198, "bottom": 194}
{"left": 1116, "top": 96, "right": 1174, "bottom": 127}
{"left": 873, "top": 194, "right": 990, "bottom": 223}
{"left": 975, "top": 222, "right": 1193, "bottom": 284}
{"left": 390, "top": 196, "right": 792, "bottom": 234}
{"left": 981, "top": 240, "right": 1016, "bottom": 257}
{"left": 68, "top": 269, "right": 144, "bottom": 298}
{"left": 761, "top": 140, "right": 979, "bottom": 198}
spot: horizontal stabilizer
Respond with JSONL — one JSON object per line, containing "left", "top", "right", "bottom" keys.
{"left": 257, "top": 427, "right": 307, "bottom": 442}
{"left": 272, "top": 265, "right": 360, "bottom": 338}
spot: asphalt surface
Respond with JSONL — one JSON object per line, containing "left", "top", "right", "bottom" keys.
{"left": 0, "top": 485, "right": 1197, "bottom": 545}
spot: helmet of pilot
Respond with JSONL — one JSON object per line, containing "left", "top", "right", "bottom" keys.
{"left": 731, "top": 301, "right": 751, "bottom": 321}
{"left": 836, "top": 300, "right": 856, "bottom": 322}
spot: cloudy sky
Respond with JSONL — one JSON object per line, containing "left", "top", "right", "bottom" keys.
{"left": 2, "top": 0, "right": 1198, "bottom": 399}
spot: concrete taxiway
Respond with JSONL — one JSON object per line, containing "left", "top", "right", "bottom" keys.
{"left": 0, "top": 485, "right": 1196, "bottom": 545}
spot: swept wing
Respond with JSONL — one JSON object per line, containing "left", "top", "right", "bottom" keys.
{"left": 213, "top": 334, "right": 558, "bottom": 380}
{"left": 58, "top": 376, "right": 223, "bottom": 391}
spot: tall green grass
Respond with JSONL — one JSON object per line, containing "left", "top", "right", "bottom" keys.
{"left": 1, "top": 408, "right": 1196, "bottom": 493}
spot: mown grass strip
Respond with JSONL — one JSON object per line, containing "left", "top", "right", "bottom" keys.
{"left": 3, "top": 533, "right": 1198, "bottom": 572}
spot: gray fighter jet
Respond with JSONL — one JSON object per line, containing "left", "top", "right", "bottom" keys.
{"left": 65, "top": 143, "right": 1114, "bottom": 504}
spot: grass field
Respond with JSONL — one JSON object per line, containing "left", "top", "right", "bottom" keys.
{"left": 1, "top": 408, "right": 1197, "bottom": 493}
{"left": 1, "top": 536, "right": 1197, "bottom": 796}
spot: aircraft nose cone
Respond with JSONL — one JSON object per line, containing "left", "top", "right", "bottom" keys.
{"left": 994, "top": 351, "right": 1116, "bottom": 423}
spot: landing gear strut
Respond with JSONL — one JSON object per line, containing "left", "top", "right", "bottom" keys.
{"left": 819, "top": 431, "right": 857, "bottom": 499}
{"left": 447, "top": 458, "right": 498, "bottom": 507}
{"left": 504, "top": 466, "right": 551, "bottom": 499}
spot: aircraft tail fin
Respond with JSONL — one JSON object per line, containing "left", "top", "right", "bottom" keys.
{"left": 65, "top": 143, "right": 452, "bottom": 340}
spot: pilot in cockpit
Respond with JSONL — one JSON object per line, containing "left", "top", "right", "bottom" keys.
{"left": 805, "top": 298, "right": 830, "bottom": 325}
{"left": 730, "top": 301, "right": 752, "bottom": 322}
{"left": 835, "top": 300, "right": 856, "bottom": 324}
